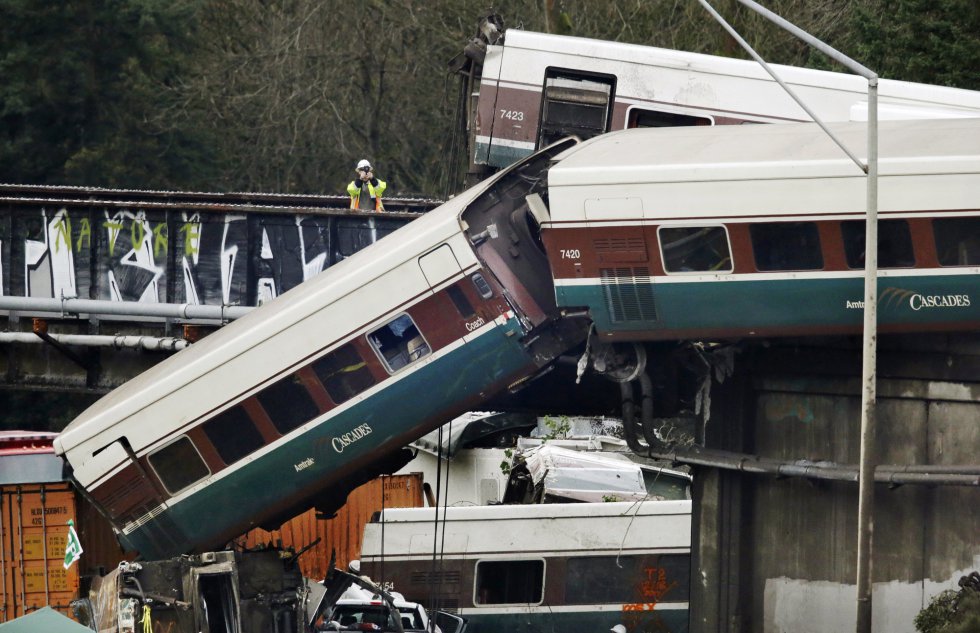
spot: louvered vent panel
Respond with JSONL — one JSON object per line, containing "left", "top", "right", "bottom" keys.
{"left": 593, "top": 236, "right": 647, "bottom": 262}
{"left": 600, "top": 267, "right": 657, "bottom": 323}
{"left": 410, "top": 570, "right": 462, "bottom": 585}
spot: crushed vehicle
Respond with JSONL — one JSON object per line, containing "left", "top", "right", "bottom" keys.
{"left": 317, "top": 567, "right": 465, "bottom": 633}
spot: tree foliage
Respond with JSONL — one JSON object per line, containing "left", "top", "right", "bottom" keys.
{"left": 853, "top": 0, "right": 980, "bottom": 89}
{"left": 914, "top": 576, "right": 980, "bottom": 633}
{"left": 2, "top": 0, "right": 978, "bottom": 195}
{"left": 0, "top": 0, "right": 216, "bottom": 188}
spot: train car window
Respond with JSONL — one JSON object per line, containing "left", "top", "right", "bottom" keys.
{"left": 447, "top": 284, "right": 476, "bottom": 318}
{"left": 934, "top": 217, "right": 980, "bottom": 266}
{"left": 147, "top": 436, "right": 210, "bottom": 495}
{"left": 474, "top": 559, "right": 544, "bottom": 605}
{"left": 565, "top": 554, "right": 690, "bottom": 604}
{"left": 202, "top": 405, "right": 265, "bottom": 466}
{"left": 538, "top": 69, "right": 615, "bottom": 148}
{"left": 627, "top": 107, "right": 711, "bottom": 128}
{"left": 312, "top": 343, "right": 376, "bottom": 404}
{"left": 841, "top": 220, "right": 915, "bottom": 268}
{"left": 368, "top": 314, "right": 432, "bottom": 373}
{"left": 471, "top": 273, "right": 493, "bottom": 299}
{"left": 659, "top": 226, "right": 733, "bottom": 273}
{"left": 256, "top": 372, "right": 320, "bottom": 434}
{"left": 750, "top": 222, "right": 824, "bottom": 271}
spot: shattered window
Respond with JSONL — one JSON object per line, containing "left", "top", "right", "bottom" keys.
{"left": 312, "top": 343, "right": 375, "bottom": 405}
{"left": 565, "top": 554, "right": 690, "bottom": 604}
{"left": 202, "top": 405, "right": 265, "bottom": 466}
{"left": 474, "top": 559, "right": 544, "bottom": 605}
{"left": 659, "top": 226, "right": 732, "bottom": 273}
{"left": 367, "top": 314, "right": 431, "bottom": 374}
{"left": 257, "top": 372, "right": 320, "bottom": 434}
{"left": 147, "top": 436, "right": 210, "bottom": 495}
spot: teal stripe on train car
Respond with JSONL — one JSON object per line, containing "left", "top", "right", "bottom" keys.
{"left": 558, "top": 274, "right": 980, "bottom": 335}
{"left": 122, "top": 319, "right": 532, "bottom": 558}
{"left": 460, "top": 608, "right": 688, "bottom": 633}
{"left": 480, "top": 141, "right": 534, "bottom": 169}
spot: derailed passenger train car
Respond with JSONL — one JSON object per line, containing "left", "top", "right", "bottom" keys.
{"left": 54, "top": 139, "right": 588, "bottom": 559}
{"left": 541, "top": 118, "right": 980, "bottom": 341}
{"left": 469, "top": 26, "right": 980, "bottom": 169}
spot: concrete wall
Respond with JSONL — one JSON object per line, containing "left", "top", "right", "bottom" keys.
{"left": 693, "top": 334, "right": 980, "bottom": 633}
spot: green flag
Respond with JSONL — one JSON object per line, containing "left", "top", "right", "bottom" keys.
{"left": 63, "top": 519, "right": 83, "bottom": 569}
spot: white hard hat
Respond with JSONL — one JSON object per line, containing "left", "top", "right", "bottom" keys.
{"left": 356, "top": 159, "right": 372, "bottom": 170}
{"left": 610, "top": 625, "right": 627, "bottom": 633}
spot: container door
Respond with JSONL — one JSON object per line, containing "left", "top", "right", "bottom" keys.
{"left": 0, "top": 483, "right": 80, "bottom": 620}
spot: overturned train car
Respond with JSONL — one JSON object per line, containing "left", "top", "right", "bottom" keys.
{"left": 54, "top": 139, "right": 588, "bottom": 559}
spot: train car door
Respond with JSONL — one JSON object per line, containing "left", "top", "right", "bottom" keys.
{"left": 418, "top": 244, "right": 462, "bottom": 290}
{"left": 78, "top": 439, "right": 171, "bottom": 546}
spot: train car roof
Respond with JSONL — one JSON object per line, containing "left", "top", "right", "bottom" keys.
{"left": 548, "top": 118, "right": 980, "bottom": 187}
{"left": 375, "top": 498, "right": 691, "bottom": 523}
{"left": 500, "top": 30, "right": 980, "bottom": 114}
{"left": 54, "top": 189, "right": 482, "bottom": 457}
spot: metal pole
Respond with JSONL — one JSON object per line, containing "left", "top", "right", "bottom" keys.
{"left": 856, "top": 80, "right": 879, "bottom": 633}
{"left": 699, "top": 2, "right": 880, "bottom": 630}
{"left": 0, "top": 296, "right": 252, "bottom": 321}
{"left": 695, "top": 0, "right": 869, "bottom": 172}
{"left": 0, "top": 332, "right": 191, "bottom": 351}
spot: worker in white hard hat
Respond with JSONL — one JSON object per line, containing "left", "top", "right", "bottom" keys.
{"left": 346, "top": 159, "right": 387, "bottom": 211}
{"left": 610, "top": 625, "right": 627, "bottom": 633}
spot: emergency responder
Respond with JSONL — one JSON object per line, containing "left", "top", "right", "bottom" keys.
{"left": 347, "top": 159, "right": 386, "bottom": 211}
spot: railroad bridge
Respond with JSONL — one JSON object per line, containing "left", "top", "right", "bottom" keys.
{"left": 1, "top": 184, "right": 978, "bottom": 633}
{"left": 0, "top": 184, "right": 437, "bottom": 393}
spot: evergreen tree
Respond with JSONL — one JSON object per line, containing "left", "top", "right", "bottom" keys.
{"left": 0, "top": 0, "right": 215, "bottom": 188}
{"left": 853, "top": 0, "right": 980, "bottom": 89}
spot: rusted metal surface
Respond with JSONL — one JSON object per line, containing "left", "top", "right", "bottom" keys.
{"left": 235, "top": 474, "right": 423, "bottom": 582}
{"left": 0, "top": 183, "right": 442, "bottom": 215}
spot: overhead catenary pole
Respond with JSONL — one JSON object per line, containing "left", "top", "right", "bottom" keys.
{"left": 696, "top": 2, "right": 879, "bottom": 630}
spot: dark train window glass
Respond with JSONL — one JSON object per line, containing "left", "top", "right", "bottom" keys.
{"left": 750, "top": 222, "right": 824, "bottom": 271}
{"left": 202, "top": 405, "right": 265, "bottom": 466}
{"left": 934, "top": 217, "right": 980, "bottom": 266}
{"left": 312, "top": 343, "right": 376, "bottom": 405}
{"left": 474, "top": 559, "right": 544, "bottom": 605}
{"left": 368, "top": 314, "right": 431, "bottom": 373}
{"left": 841, "top": 220, "right": 915, "bottom": 269}
{"left": 147, "top": 436, "right": 210, "bottom": 495}
{"left": 256, "top": 372, "right": 320, "bottom": 434}
{"left": 447, "top": 285, "right": 475, "bottom": 318}
{"left": 565, "top": 555, "right": 690, "bottom": 605}
{"left": 471, "top": 273, "right": 493, "bottom": 299}
{"left": 659, "top": 226, "right": 732, "bottom": 273}
{"left": 627, "top": 108, "right": 711, "bottom": 128}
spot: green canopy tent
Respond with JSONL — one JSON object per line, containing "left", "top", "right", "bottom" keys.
{"left": 0, "top": 607, "right": 92, "bottom": 632}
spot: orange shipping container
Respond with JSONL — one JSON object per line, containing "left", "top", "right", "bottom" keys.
{"left": 0, "top": 483, "right": 80, "bottom": 622}
{"left": 236, "top": 474, "right": 424, "bottom": 581}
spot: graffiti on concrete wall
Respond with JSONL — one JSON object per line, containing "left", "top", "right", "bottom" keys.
{"left": 0, "top": 206, "right": 409, "bottom": 306}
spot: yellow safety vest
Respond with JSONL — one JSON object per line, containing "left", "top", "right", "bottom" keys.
{"left": 347, "top": 179, "right": 387, "bottom": 211}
